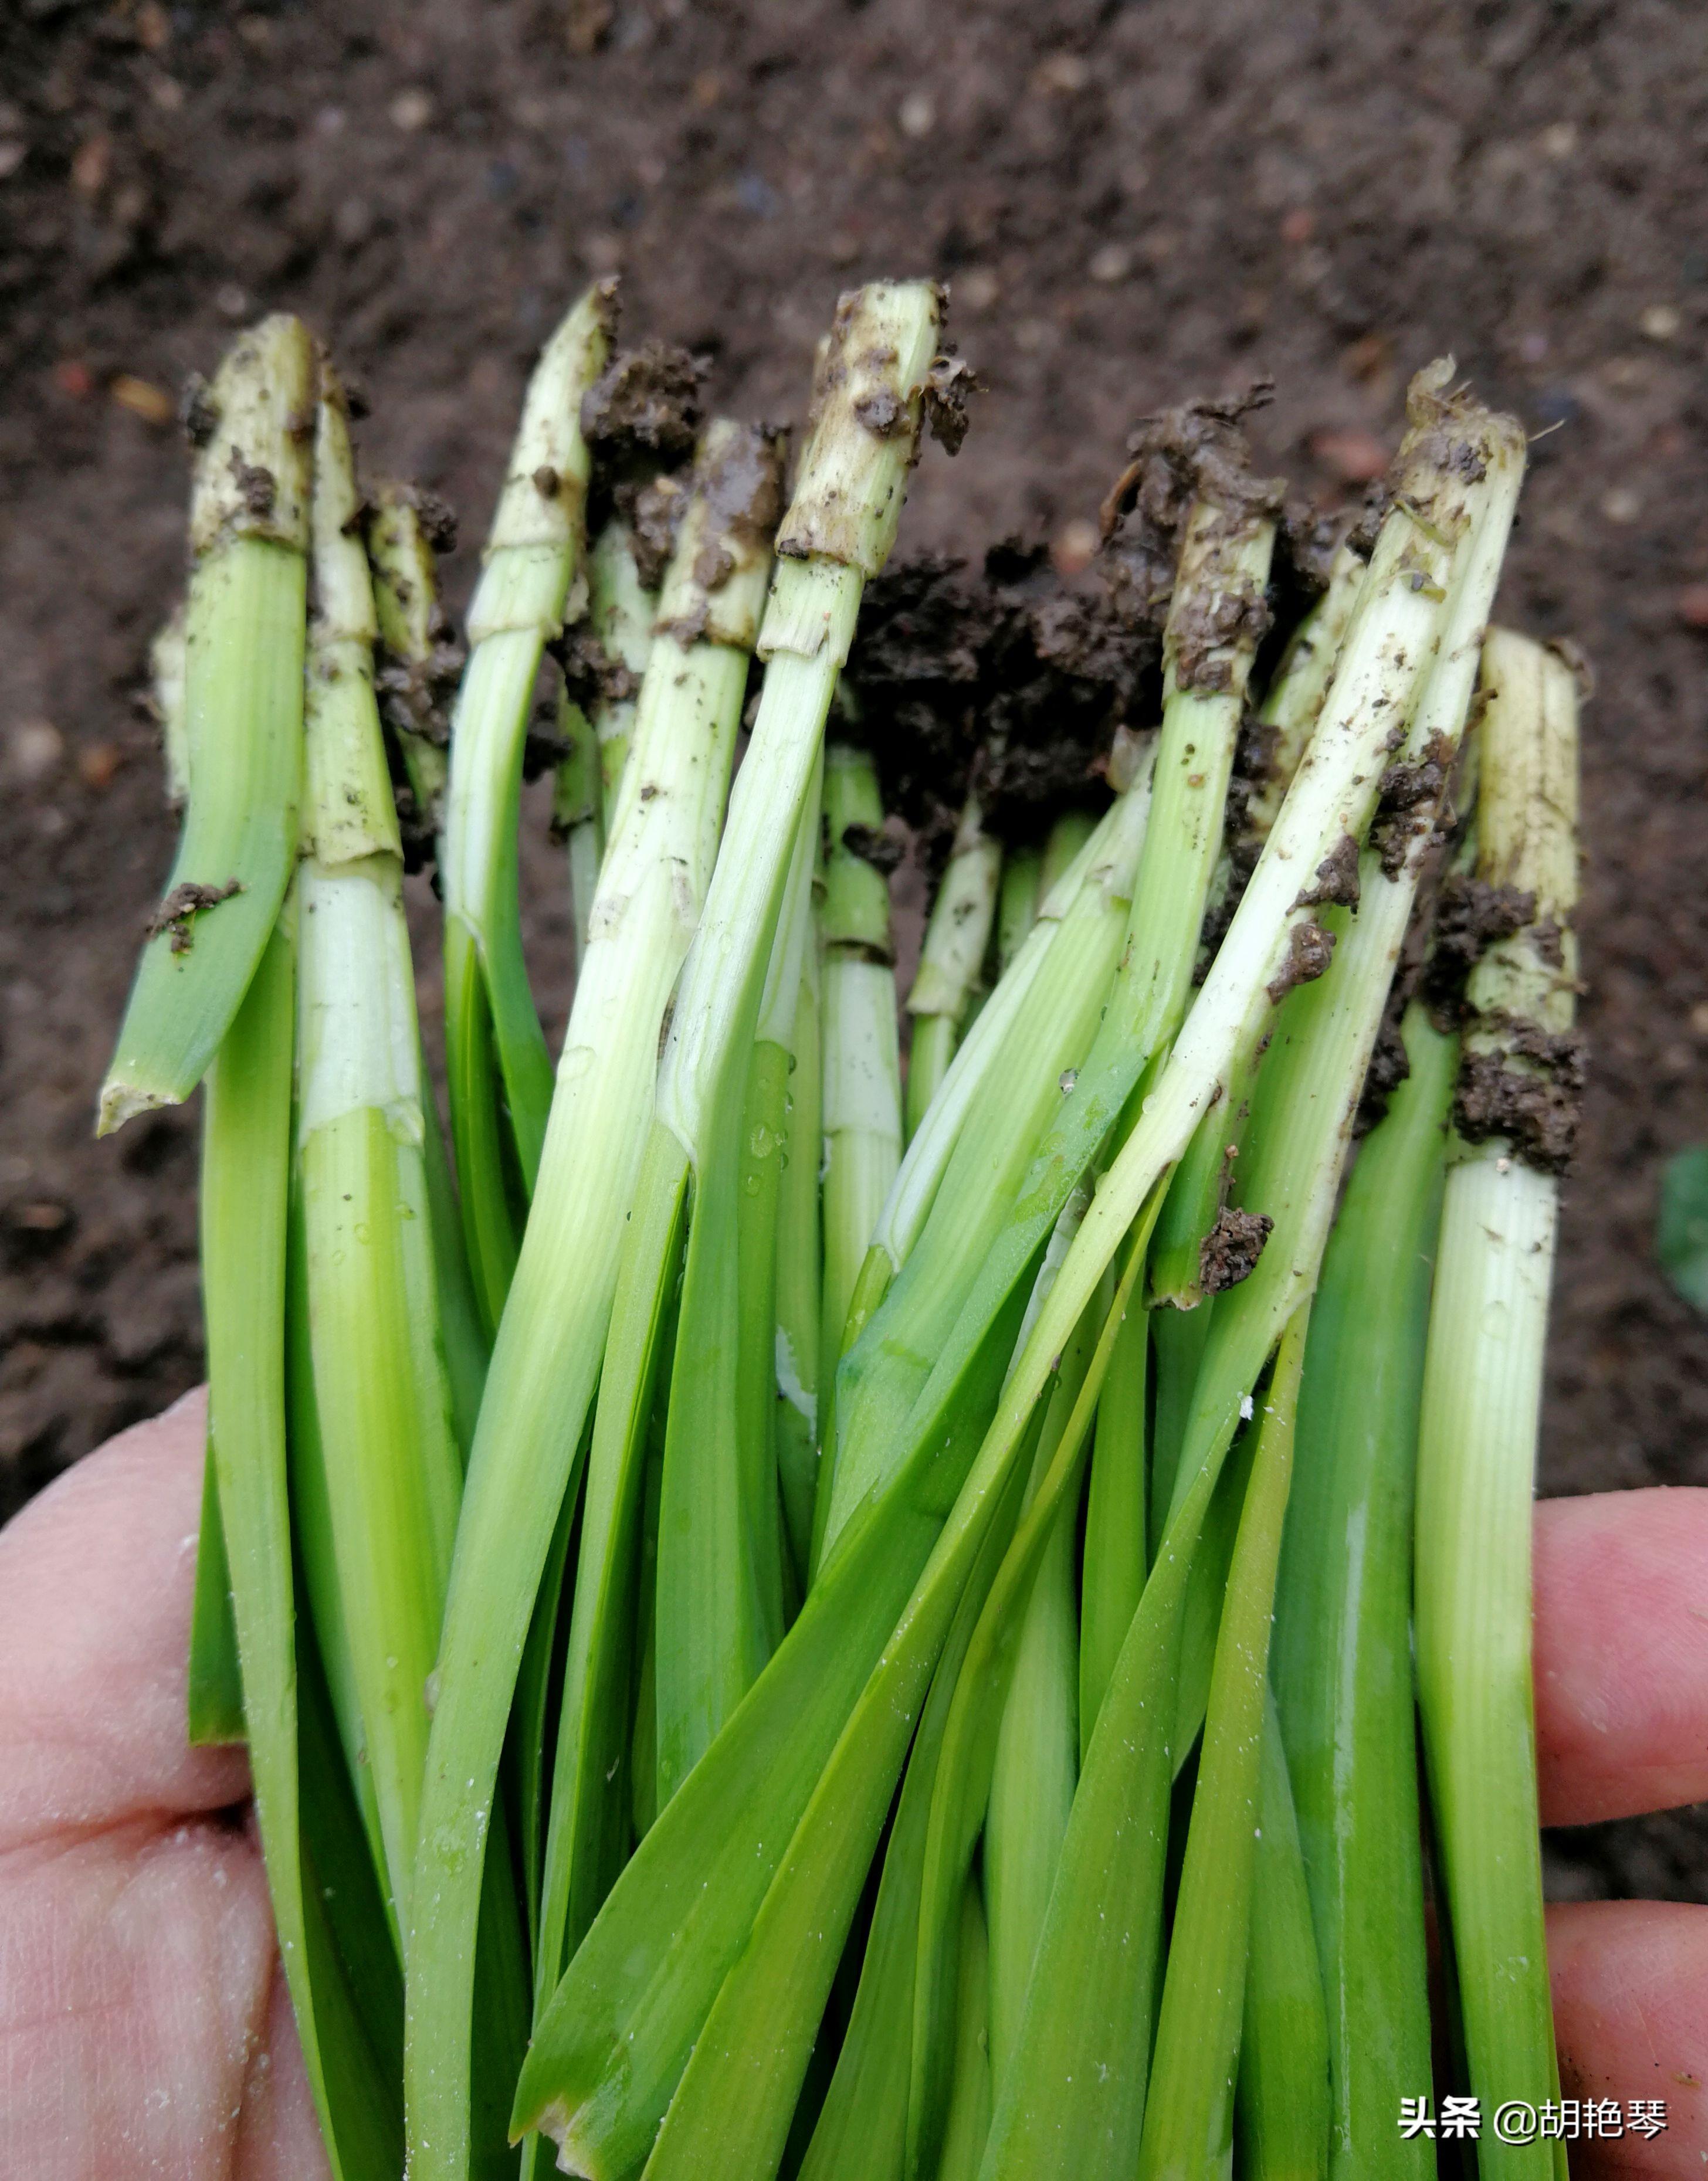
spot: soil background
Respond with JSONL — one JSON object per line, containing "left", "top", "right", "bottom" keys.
{"left": 4, "top": 0, "right": 1708, "bottom": 1900}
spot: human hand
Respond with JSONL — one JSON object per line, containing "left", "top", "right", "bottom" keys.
{"left": 0, "top": 1391, "right": 330, "bottom": 2180}
{"left": 0, "top": 1399, "right": 1702, "bottom": 2177}
{"left": 1535, "top": 1491, "right": 1708, "bottom": 2172}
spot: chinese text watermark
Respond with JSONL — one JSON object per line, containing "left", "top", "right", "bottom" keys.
{"left": 1399, "top": 2096, "right": 1668, "bottom": 2143}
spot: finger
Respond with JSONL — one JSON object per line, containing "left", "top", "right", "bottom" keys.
{"left": 1533, "top": 1487, "right": 1708, "bottom": 1827}
{"left": 0, "top": 1388, "right": 250, "bottom": 1853}
{"left": 0, "top": 1810, "right": 276, "bottom": 2179}
{"left": 234, "top": 1954, "right": 334, "bottom": 2181}
{"left": 1549, "top": 1900, "right": 1708, "bottom": 2173}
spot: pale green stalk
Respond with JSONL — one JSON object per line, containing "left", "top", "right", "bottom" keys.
{"left": 1039, "top": 806, "right": 1095, "bottom": 894}
{"left": 629, "top": 1396, "right": 667, "bottom": 1846}
{"left": 1237, "top": 1690, "right": 1332, "bottom": 2181}
{"left": 553, "top": 518, "right": 659, "bottom": 951}
{"left": 511, "top": 281, "right": 950, "bottom": 2181}
{"left": 982, "top": 1255, "right": 1096, "bottom": 2078}
{"left": 775, "top": 897, "right": 824, "bottom": 1587}
{"left": 1136, "top": 1313, "right": 1312, "bottom": 2181}
{"left": 291, "top": 1035, "right": 535, "bottom": 2162}
{"left": 993, "top": 845, "right": 1041, "bottom": 975}
{"left": 1414, "top": 630, "right": 1580, "bottom": 2181}
{"left": 287, "top": 1184, "right": 385, "bottom": 1875}
{"left": 819, "top": 741, "right": 903, "bottom": 1364}
{"left": 592, "top": 518, "right": 658, "bottom": 826}
{"left": 867, "top": 766, "right": 1154, "bottom": 1287}
{"left": 204, "top": 902, "right": 405, "bottom": 2179}
{"left": 653, "top": 752, "right": 818, "bottom": 1801}
{"left": 419, "top": 1076, "right": 489, "bottom": 1460}
{"left": 171, "top": 559, "right": 241, "bottom": 1744}
{"left": 100, "top": 315, "right": 314, "bottom": 1134}
{"left": 1244, "top": 540, "right": 1368, "bottom": 840}
{"left": 1148, "top": 1300, "right": 1214, "bottom": 1559}
{"left": 367, "top": 521, "right": 497, "bottom": 1527}
{"left": 906, "top": 792, "right": 1002, "bottom": 1138}
{"left": 441, "top": 284, "right": 614, "bottom": 1328}
{"left": 1272, "top": 1001, "right": 1456, "bottom": 2180}
{"left": 300, "top": 380, "right": 400, "bottom": 870}
{"left": 366, "top": 479, "right": 459, "bottom": 843}
{"left": 290, "top": 1127, "right": 528, "bottom": 2178}
{"left": 976, "top": 800, "right": 1100, "bottom": 1033}
{"left": 553, "top": 685, "right": 603, "bottom": 961}
{"left": 293, "top": 367, "right": 461, "bottom": 1948}
{"left": 407, "top": 413, "right": 782, "bottom": 2181}
{"left": 906, "top": 1021, "right": 958, "bottom": 1147}
{"left": 1077, "top": 1270, "right": 1147, "bottom": 1756}
{"left": 741, "top": 777, "right": 819, "bottom": 1612}
{"left": 1168, "top": 1355, "right": 1256, "bottom": 1764}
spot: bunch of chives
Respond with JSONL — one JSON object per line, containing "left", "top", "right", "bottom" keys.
{"left": 518, "top": 398, "right": 1290, "bottom": 2177}
{"left": 948, "top": 369, "right": 1524, "bottom": 2181}
{"left": 411, "top": 406, "right": 787, "bottom": 2177}
{"left": 409, "top": 283, "right": 948, "bottom": 2181}
{"left": 99, "top": 294, "right": 1593, "bottom": 2181}
{"left": 1130, "top": 510, "right": 1511, "bottom": 2177}
{"left": 506, "top": 375, "right": 1481, "bottom": 2181}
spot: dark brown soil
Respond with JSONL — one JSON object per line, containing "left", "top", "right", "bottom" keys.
{"left": 1199, "top": 1205, "right": 1275, "bottom": 1298}
{"left": 3, "top": 1, "right": 1707, "bottom": 1898}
